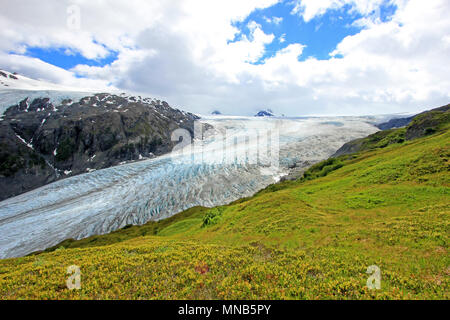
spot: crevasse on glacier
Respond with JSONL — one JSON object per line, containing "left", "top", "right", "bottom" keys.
{"left": 0, "top": 116, "right": 378, "bottom": 258}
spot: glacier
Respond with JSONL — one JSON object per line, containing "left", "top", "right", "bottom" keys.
{"left": 0, "top": 115, "right": 379, "bottom": 259}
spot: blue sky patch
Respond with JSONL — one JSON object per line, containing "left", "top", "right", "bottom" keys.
{"left": 230, "top": 0, "right": 398, "bottom": 64}
{"left": 22, "top": 46, "right": 118, "bottom": 70}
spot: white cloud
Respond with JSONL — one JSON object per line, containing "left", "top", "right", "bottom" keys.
{"left": 264, "top": 16, "right": 284, "bottom": 24}
{"left": 0, "top": 0, "right": 449, "bottom": 116}
{"left": 291, "top": 0, "right": 389, "bottom": 22}
{"left": 0, "top": 53, "right": 114, "bottom": 91}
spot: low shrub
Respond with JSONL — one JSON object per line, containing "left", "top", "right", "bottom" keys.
{"left": 202, "top": 208, "right": 225, "bottom": 227}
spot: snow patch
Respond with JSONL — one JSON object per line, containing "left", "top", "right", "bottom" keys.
{"left": 15, "top": 134, "right": 34, "bottom": 150}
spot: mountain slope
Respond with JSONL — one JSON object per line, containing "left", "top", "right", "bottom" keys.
{"left": 0, "top": 105, "right": 448, "bottom": 299}
{"left": 333, "top": 104, "right": 449, "bottom": 157}
{"left": 0, "top": 92, "right": 199, "bottom": 201}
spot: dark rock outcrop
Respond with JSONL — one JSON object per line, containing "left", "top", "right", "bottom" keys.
{"left": 404, "top": 104, "right": 449, "bottom": 140}
{"left": 331, "top": 138, "right": 367, "bottom": 158}
{"left": 280, "top": 160, "right": 317, "bottom": 181}
{"left": 0, "top": 93, "right": 200, "bottom": 201}
{"left": 376, "top": 116, "right": 414, "bottom": 130}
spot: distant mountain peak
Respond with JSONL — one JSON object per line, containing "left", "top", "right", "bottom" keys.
{"left": 211, "top": 110, "right": 222, "bottom": 115}
{"left": 255, "top": 109, "right": 274, "bottom": 117}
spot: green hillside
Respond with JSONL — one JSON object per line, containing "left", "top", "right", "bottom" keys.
{"left": 0, "top": 108, "right": 449, "bottom": 300}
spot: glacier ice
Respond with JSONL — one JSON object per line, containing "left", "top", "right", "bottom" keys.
{"left": 0, "top": 116, "right": 379, "bottom": 258}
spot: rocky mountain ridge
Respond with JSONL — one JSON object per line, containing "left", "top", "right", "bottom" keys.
{"left": 0, "top": 92, "right": 200, "bottom": 201}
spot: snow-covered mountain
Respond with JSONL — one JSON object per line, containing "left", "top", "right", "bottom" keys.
{"left": 255, "top": 109, "right": 275, "bottom": 117}
{"left": 0, "top": 69, "right": 96, "bottom": 92}
{"left": 0, "top": 69, "right": 99, "bottom": 116}
{"left": 0, "top": 71, "right": 200, "bottom": 200}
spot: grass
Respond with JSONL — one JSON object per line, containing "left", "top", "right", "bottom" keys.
{"left": 0, "top": 116, "right": 449, "bottom": 300}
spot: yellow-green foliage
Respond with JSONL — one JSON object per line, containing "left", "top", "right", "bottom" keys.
{"left": 0, "top": 122, "right": 449, "bottom": 300}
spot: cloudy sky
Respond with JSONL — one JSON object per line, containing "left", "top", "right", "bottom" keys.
{"left": 0, "top": 0, "right": 449, "bottom": 116}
